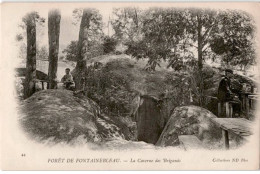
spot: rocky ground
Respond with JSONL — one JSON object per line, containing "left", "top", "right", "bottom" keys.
{"left": 19, "top": 89, "right": 136, "bottom": 146}
{"left": 19, "top": 90, "right": 246, "bottom": 150}
{"left": 156, "top": 106, "right": 222, "bottom": 148}
{"left": 17, "top": 54, "right": 257, "bottom": 149}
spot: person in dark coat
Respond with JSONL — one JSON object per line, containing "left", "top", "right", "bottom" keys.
{"left": 218, "top": 69, "right": 234, "bottom": 102}
{"left": 217, "top": 69, "right": 241, "bottom": 117}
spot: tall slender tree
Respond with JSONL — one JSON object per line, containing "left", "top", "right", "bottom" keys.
{"left": 185, "top": 9, "right": 219, "bottom": 106}
{"left": 23, "top": 12, "right": 37, "bottom": 99}
{"left": 48, "top": 9, "right": 61, "bottom": 89}
{"left": 74, "top": 9, "right": 93, "bottom": 90}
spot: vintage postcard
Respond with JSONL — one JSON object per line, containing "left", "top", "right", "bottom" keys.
{"left": 0, "top": 2, "right": 260, "bottom": 170}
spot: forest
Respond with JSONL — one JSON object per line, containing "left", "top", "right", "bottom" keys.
{"left": 16, "top": 7, "right": 258, "bottom": 150}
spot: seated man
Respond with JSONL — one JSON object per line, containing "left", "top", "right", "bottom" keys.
{"left": 217, "top": 69, "right": 241, "bottom": 117}
{"left": 61, "top": 68, "right": 74, "bottom": 90}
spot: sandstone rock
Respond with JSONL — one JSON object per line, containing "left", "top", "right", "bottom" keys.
{"left": 19, "top": 89, "right": 129, "bottom": 144}
{"left": 73, "top": 91, "right": 137, "bottom": 141}
{"left": 19, "top": 89, "right": 101, "bottom": 143}
{"left": 97, "top": 115, "right": 137, "bottom": 141}
{"left": 156, "top": 105, "right": 222, "bottom": 148}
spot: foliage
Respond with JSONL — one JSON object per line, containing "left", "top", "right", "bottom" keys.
{"left": 83, "top": 56, "right": 195, "bottom": 118}
{"left": 83, "top": 57, "right": 167, "bottom": 116}
{"left": 87, "top": 40, "right": 104, "bottom": 58}
{"left": 16, "top": 34, "right": 24, "bottom": 42}
{"left": 72, "top": 8, "right": 104, "bottom": 44}
{"left": 20, "top": 11, "right": 46, "bottom": 38}
{"left": 22, "top": 11, "right": 45, "bottom": 27}
{"left": 113, "top": 7, "right": 255, "bottom": 73}
{"left": 62, "top": 40, "right": 104, "bottom": 62}
{"left": 62, "top": 41, "right": 78, "bottom": 61}
{"left": 37, "top": 46, "right": 48, "bottom": 60}
{"left": 62, "top": 10, "right": 107, "bottom": 62}
{"left": 73, "top": 8, "right": 105, "bottom": 90}
{"left": 103, "top": 36, "right": 117, "bottom": 54}
{"left": 63, "top": 9, "right": 105, "bottom": 62}
{"left": 113, "top": 7, "right": 255, "bottom": 106}
{"left": 111, "top": 7, "right": 142, "bottom": 42}
{"left": 209, "top": 10, "right": 256, "bottom": 70}
{"left": 124, "top": 40, "right": 147, "bottom": 59}
{"left": 17, "top": 42, "right": 49, "bottom": 61}
{"left": 17, "top": 12, "right": 46, "bottom": 61}
{"left": 84, "top": 60, "right": 134, "bottom": 116}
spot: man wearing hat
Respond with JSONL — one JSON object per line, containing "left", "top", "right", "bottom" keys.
{"left": 217, "top": 69, "right": 241, "bottom": 117}
{"left": 218, "top": 69, "right": 233, "bottom": 102}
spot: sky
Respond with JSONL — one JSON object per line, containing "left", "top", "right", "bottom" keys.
{"left": 36, "top": 7, "right": 113, "bottom": 54}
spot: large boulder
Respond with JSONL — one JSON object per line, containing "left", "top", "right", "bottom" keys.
{"left": 156, "top": 105, "right": 222, "bottom": 148}
{"left": 18, "top": 89, "right": 134, "bottom": 144}
{"left": 19, "top": 89, "right": 101, "bottom": 143}
{"left": 73, "top": 91, "right": 137, "bottom": 141}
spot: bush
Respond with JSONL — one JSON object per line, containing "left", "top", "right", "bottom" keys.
{"left": 103, "top": 36, "right": 117, "bottom": 54}
{"left": 62, "top": 40, "right": 104, "bottom": 62}
{"left": 84, "top": 61, "right": 134, "bottom": 116}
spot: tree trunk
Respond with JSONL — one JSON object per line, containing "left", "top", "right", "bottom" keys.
{"left": 74, "top": 9, "right": 92, "bottom": 90}
{"left": 197, "top": 15, "right": 204, "bottom": 106}
{"left": 134, "top": 8, "right": 139, "bottom": 28}
{"left": 48, "top": 9, "right": 61, "bottom": 89}
{"left": 24, "top": 13, "right": 37, "bottom": 99}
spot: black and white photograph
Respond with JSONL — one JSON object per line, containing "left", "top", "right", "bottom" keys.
{"left": 1, "top": 2, "right": 260, "bottom": 170}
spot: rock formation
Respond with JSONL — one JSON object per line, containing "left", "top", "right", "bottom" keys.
{"left": 19, "top": 89, "right": 136, "bottom": 144}
{"left": 156, "top": 105, "right": 222, "bottom": 148}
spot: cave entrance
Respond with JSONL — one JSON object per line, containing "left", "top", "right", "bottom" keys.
{"left": 135, "top": 95, "right": 165, "bottom": 144}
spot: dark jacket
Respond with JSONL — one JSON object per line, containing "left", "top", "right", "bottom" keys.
{"left": 217, "top": 76, "right": 233, "bottom": 102}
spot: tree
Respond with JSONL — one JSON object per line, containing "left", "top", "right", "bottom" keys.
{"left": 37, "top": 46, "right": 48, "bottom": 60}
{"left": 62, "top": 39, "right": 104, "bottom": 62}
{"left": 185, "top": 9, "right": 217, "bottom": 70}
{"left": 177, "top": 9, "right": 218, "bottom": 105}
{"left": 22, "top": 12, "right": 45, "bottom": 98}
{"left": 210, "top": 10, "right": 255, "bottom": 71}
{"left": 74, "top": 8, "right": 103, "bottom": 90}
{"left": 111, "top": 7, "right": 142, "bottom": 42}
{"left": 16, "top": 39, "right": 48, "bottom": 61}
{"left": 121, "top": 8, "right": 255, "bottom": 106}
{"left": 103, "top": 36, "right": 117, "bottom": 54}
{"left": 143, "top": 8, "right": 189, "bottom": 71}
{"left": 62, "top": 41, "right": 78, "bottom": 61}
{"left": 124, "top": 8, "right": 189, "bottom": 71}
{"left": 48, "top": 9, "right": 61, "bottom": 89}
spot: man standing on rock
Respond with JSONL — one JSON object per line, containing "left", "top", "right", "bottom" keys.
{"left": 61, "top": 68, "right": 74, "bottom": 90}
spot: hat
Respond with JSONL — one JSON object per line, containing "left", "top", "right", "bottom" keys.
{"left": 225, "top": 69, "right": 233, "bottom": 74}
{"left": 65, "top": 68, "right": 70, "bottom": 71}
